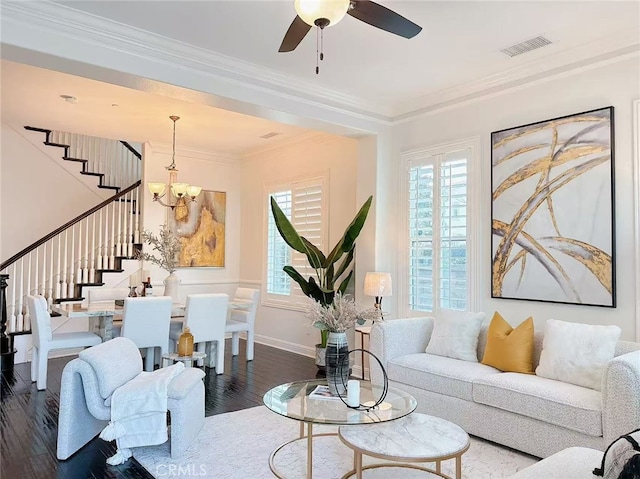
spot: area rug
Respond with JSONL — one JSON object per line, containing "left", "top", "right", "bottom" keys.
{"left": 134, "top": 406, "right": 538, "bottom": 478}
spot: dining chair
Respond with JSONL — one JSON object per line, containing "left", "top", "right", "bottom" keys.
{"left": 87, "top": 287, "right": 130, "bottom": 337}
{"left": 26, "top": 295, "right": 102, "bottom": 390}
{"left": 169, "top": 294, "right": 228, "bottom": 374}
{"left": 121, "top": 296, "right": 172, "bottom": 372}
{"left": 225, "top": 288, "right": 260, "bottom": 361}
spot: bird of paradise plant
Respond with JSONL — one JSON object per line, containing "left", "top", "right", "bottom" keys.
{"left": 270, "top": 195, "right": 373, "bottom": 347}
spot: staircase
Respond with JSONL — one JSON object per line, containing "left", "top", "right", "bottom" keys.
{"left": 0, "top": 127, "right": 143, "bottom": 335}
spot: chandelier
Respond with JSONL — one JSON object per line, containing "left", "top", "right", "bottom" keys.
{"left": 147, "top": 115, "right": 202, "bottom": 217}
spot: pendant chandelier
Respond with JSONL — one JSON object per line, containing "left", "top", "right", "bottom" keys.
{"left": 147, "top": 115, "right": 202, "bottom": 216}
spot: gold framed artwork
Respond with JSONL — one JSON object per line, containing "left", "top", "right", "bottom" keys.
{"left": 491, "top": 106, "right": 615, "bottom": 307}
{"left": 168, "top": 190, "right": 226, "bottom": 267}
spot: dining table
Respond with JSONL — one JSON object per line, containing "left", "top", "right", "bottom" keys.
{"left": 52, "top": 298, "right": 253, "bottom": 342}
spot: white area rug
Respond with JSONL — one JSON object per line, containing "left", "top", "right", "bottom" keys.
{"left": 134, "top": 406, "right": 538, "bottom": 479}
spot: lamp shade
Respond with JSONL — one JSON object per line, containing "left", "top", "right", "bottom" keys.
{"left": 148, "top": 183, "right": 166, "bottom": 195}
{"left": 364, "top": 272, "right": 392, "bottom": 297}
{"left": 171, "top": 182, "right": 188, "bottom": 197}
{"left": 294, "top": 0, "right": 350, "bottom": 27}
{"left": 186, "top": 185, "right": 202, "bottom": 198}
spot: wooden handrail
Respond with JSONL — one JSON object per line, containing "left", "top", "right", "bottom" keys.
{"left": 120, "top": 141, "right": 142, "bottom": 160}
{"left": 0, "top": 181, "right": 141, "bottom": 270}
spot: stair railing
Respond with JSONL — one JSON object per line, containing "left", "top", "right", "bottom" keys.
{"left": 48, "top": 131, "right": 141, "bottom": 191}
{"left": 0, "top": 182, "right": 142, "bottom": 334}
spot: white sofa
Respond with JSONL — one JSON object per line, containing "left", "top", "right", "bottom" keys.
{"left": 370, "top": 317, "right": 640, "bottom": 459}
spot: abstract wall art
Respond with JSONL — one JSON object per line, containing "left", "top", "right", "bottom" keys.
{"left": 169, "top": 190, "right": 226, "bottom": 267}
{"left": 491, "top": 107, "right": 615, "bottom": 307}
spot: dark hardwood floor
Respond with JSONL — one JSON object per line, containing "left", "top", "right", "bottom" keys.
{"left": 0, "top": 340, "right": 319, "bottom": 479}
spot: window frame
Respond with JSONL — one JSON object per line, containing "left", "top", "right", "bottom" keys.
{"left": 262, "top": 174, "right": 328, "bottom": 311}
{"left": 399, "top": 137, "right": 481, "bottom": 318}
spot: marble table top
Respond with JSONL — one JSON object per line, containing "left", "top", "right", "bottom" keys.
{"left": 339, "top": 412, "right": 470, "bottom": 461}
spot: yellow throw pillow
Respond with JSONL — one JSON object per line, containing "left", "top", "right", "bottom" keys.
{"left": 481, "top": 312, "right": 534, "bottom": 374}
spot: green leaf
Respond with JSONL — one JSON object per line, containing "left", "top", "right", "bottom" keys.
{"left": 324, "top": 196, "right": 372, "bottom": 267}
{"left": 283, "top": 266, "right": 311, "bottom": 295}
{"left": 271, "top": 197, "right": 306, "bottom": 254}
{"left": 308, "top": 277, "right": 334, "bottom": 305}
{"left": 333, "top": 246, "right": 354, "bottom": 281}
{"left": 337, "top": 270, "right": 354, "bottom": 295}
{"left": 301, "top": 237, "right": 325, "bottom": 269}
{"left": 325, "top": 263, "right": 335, "bottom": 290}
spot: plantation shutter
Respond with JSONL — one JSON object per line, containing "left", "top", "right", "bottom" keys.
{"left": 408, "top": 148, "right": 469, "bottom": 313}
{"left": 266, "top": 190, "right": 292, "bottom": 295}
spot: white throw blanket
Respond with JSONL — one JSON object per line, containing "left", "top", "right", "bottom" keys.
{"left": 100, "top": 362, "right": 185, "bottom": 465}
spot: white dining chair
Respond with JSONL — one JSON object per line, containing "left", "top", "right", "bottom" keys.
{"left": 225, "top": 288, "right": 260, "bottom": 361}
{"left": 87, "top": 287, "right": 130, "bottom": 337}
{"left": 26, "top": 295, "right": 102, "bottom": 390}
{"left": 169, "top": 293, "right": 229, "bottom": 374}
{"left": 121, "top": 296, "right": 172, "bottom": 372}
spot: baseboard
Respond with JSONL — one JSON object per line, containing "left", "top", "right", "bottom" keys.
{"left": 254, "top": 334, "right": 314, "bottom": 358}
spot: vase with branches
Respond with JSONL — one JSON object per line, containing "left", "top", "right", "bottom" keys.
{"left": 135, "top": 224, "right": 181, "bottom": 301}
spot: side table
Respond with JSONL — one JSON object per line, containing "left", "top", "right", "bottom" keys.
{"left": 162, "top": 351, "right": 207, "bottom": 368}
{"left": 354, "top": 326, "right": 372, "bottom": 380}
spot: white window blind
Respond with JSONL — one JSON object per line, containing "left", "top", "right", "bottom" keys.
{"left": 408, "top": 149, "right": 469, "bottom": 313}
{"left": 265, "top": 177, "right": 325, "bottom": 305}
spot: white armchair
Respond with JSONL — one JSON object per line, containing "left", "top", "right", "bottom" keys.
{"left": 225, "top": 288, "right": 260, "bottom": 361}
{"left": 27, "top": 295, "right": 101, "bottom": 390}
{"left": 57, "top": 337, "right": 205, "bottom": 460}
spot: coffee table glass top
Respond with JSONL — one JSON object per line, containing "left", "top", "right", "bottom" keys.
{"left": 263, "top": 379, "right": 416, "bottom": 426}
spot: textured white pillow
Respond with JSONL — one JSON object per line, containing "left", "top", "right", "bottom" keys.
{"left": 425, "top": 310, "right": 486, "bottom": 362}
{"left": 535, "top": 319, "right": 621, "bottom": 390}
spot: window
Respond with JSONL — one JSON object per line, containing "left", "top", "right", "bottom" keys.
{"left": 404, "top": 142, "right": 477, "bottom": 314}
{"left": 265, "top": 177, "right": 326, "bottom": 307}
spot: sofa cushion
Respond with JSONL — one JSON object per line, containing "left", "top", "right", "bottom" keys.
{"left": 425, "top": 310, "right": 486, "bottom": 362}
{"left": 481, "top": 312, "right": 534, "bottom": 374}
{"left": 473, "top": 372, "right": 602, "bottom": 437}
{"left": 388, "top": 353, "right": 501, "bottom": 401}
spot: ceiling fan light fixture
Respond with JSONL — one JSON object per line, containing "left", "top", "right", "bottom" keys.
{"left": 294, "top": 0, "right": 350, "bottom": 28}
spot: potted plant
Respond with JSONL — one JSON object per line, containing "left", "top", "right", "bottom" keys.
{"left": 136, "top": 224, "right": 181, "bottom": 302}
{"left": 270, "top": 195, "right": 373, "bottom": 371}
{"left": 306, "top": 292, "right": 380, "bottom": 394}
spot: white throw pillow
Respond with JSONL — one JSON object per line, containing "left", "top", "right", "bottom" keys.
{"left": 425, "top": 310, "right": 486, "bottom": 362}
{"left": 535, "top": 319, "right": 621, "bottom": 391}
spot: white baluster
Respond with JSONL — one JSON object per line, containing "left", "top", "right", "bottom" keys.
{"left": 127, "top": 191, "right": 134, "bottom": 257}
{"left": 9, "top": 264, "right": 17, "bottom": 332}
{"left": 68, "top": 224, "right": 75, "bottom": 298}
{"left": 27, "top": 252, "right": 32, "bottom": 300}
{"left": 17, "top": 259, "right": 24, "bottom": 332}
{"left": 109, "top": 202, "right": 116, "bottom": 269}
{"left": 61, "top": 230, "right": 68, "bottom": 299}
{"left": 83, "top": 217, "right": 89, "bottom": 283}
{"left": 41, "top": 244, "right": 46, "bottom": 297}
{"left": 48, "top": 240, "right": 54, "bottom": 308}
{"left": 33, "top": 248, "right": 38, "bottom": 296}
{"left": 90, "top": 214, "right": 96, "bottom": 283}
{"left": 116, "top": 196, "right": 122, "bottom": 257}
{"left": 134, "top": 186, "right": 140, "bottom": 244}
{"left": 55, "top": 234, "right": 61, "bottom": 300}
{"left": 97, "top": 208, "right": 104, "bottom": 270}
{"left": 77, "top": 220, "right": 83, "bottom": 286}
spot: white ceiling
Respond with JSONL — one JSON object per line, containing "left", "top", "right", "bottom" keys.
{"left": 0, "top": 60, "right": 316, "bottom": 154}
{"left": 53, "top": 0, "right": 639, "bottom": 113}
{"left": 1, "top": 1, "right": 638, "bottom": 153}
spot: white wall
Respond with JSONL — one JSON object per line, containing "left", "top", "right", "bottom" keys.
{"left": 240, "top": 133, "right": 359, "bottom": 356}
{"left": 390, "top": 56, "right": 640, "bottom": 340}
{"left": 141, "top": 142, "right": 242, "bottom": 299}
{"left": 0, "top": 123, "right": 107, "bottom": 260}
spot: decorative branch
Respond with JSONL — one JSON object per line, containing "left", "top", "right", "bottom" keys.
{"left": 135, "top": 224, "right": 181, "bottom": 274}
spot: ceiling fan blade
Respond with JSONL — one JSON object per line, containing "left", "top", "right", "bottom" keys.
{"left": 348, "top": 1, "right": 422, "bottom": 39}
{"left": 279, "top": 16, "right": 312, "bottom": 52}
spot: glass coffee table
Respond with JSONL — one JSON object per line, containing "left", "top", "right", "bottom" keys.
{"left": 263, "top": 379, "right": 417, "bottom": 479}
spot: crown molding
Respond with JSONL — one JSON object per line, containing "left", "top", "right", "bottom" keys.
{"left": 0, "top": 1, "right": 392, "bottom": 122}
{"left": 243, "top": 131, "right": 350, "bottom": 159}
{"left": 2, "top": 1, "right": 638, "bottom": 125}
{"left": 145, "top": 141, "right": 241, "bottom": 166}
{"left": 393, "top": 29, "right": 640, "bottom": 121}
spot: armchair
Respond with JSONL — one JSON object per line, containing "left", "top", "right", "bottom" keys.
{"left": 57, "top": 337, "right": 204, "bottom": 460}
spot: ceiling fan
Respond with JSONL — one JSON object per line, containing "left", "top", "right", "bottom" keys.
{"left": 279, "top": 0, "right": 422, "bottom": 72}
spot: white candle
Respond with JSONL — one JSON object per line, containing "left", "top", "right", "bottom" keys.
{"left": 347, "top": 380, "right": 360, "bottom": 407}
{"left": 129, "top": 274, "right": 137, "bottom": 287}
{"left": 142, "top": 269, "right": 150, "bottom": 282}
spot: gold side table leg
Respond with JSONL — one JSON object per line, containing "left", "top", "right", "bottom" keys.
{"left": 356, "top": 452, "right": 363, "bottom": 479}
{"left": 436, "top": 460, "right": 441, "bottom": 474}
{"left": 307, "top": 423, "right": 313, "bottom": 479}
{"left": 456, "top": 455, "right": 462, "bottom": 479}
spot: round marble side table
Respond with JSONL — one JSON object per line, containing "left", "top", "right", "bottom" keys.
{"left": 338, "top": 413, "right": 470, "bottom": 479}
{"left": 161, "top": 351, "right": 207, "bottom": 368}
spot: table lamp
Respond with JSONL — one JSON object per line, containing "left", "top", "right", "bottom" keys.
{"left": 363, "top": 272, "right": 392, "bottom": 320}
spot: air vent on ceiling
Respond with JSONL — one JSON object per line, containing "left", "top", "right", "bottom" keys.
{"left": 260, "top": 132, "right": 282, "bottom": 139}
{"left": 500, "top": 36, "right": 552, "bottom": 57}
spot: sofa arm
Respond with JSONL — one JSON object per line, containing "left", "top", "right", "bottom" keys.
{"left": 602, "top": 350, "right": 640, "bottom": 444}
{"left": 369, "top": 317, "right": 434, "bottom": 386}
{"left": 168, "top": 367, "right": 205, "bottom": 400}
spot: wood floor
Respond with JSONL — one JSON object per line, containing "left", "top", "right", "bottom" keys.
{"left": 0, "top": 340, "right": 319, "bottom": 479}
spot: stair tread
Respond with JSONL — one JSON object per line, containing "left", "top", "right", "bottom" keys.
{"left": 115, "top": 256, "right": 136, "bottom": 260}
{"left": 76, "top": 282, "right": 105, "bottom": 286}
{"left": 53, "top": 297, "right": 85, "bottom": 304}
{"left": 96, "top": 269, "right": 124, "bottom": 273}
{"left": 24, "top": 126, "right": 51, "bottom": 134}
{"left": 80, "top": 171, "right": 104, "bottom": 177}
{"left": 63, "top": 157, "right": 88, "bottom": 163}
{"left": 98, "top": 185, "right": 120, "bottom": 191}
{"left": 44, "top": 142, "right": 69, "bottom": 148}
